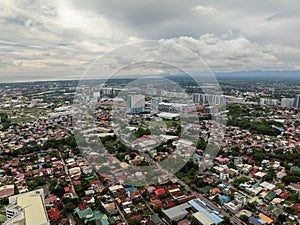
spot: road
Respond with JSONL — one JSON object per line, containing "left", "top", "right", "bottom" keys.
{"left": 67, "top": 212, "right": 76, "bottom": 225}
{"left": 59, "top": 152, "right": 78, "bottom": 198}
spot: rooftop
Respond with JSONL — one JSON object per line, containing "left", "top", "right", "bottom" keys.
{"left": 10, "top": 189, "right": 49, "bottom": 225}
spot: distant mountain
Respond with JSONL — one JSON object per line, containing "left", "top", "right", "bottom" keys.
{"left": 214, "top": 70, "right": 300, "bottom": 81}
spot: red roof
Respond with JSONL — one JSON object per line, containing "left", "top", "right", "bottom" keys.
{"left": 49, "top": 213, "right": 62, "bottom": 220}
{"left": 47, "top": 208, "right": 59, "bottom": 215}
{"left": 45, "top": 196, "right": 57, "bottom": 204}
{"left": 151, "top": 199, "right": 163, "bottom": 208}
{"left": 64, "top": 187, "right": 71, "bottom": 193}
{"left": 102, "top": 101, "right": 113, "bottom": 105}
{"left": 154, "top": 188, "right": 166, "bottom": 195}
{"left": 90, "top": 180, "right": 101, "bottom": 185}
{"left": 291, "top": 204, "right": 300, "bottom": 212}
{"left": 78, "top": 205, "right": 87, "bottom": 210}
{"left": 279, "top": 192, "right": 289, "bottom": 199}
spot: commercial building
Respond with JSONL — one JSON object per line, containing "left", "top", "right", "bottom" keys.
{"left": 162, "top": 198, "right": 223, "bottom": 224}
{"left": 294, "top": 94, "right": 300, "bottom": 109}
{"left": 162, "top": 203, "right": 191, "bottom": 222}
{"left": 193, "top": 211, "right": 214, "bottom": 225}
{"left": 127, "top": 94, "right": 145, "bottom": 114}
{"left": 4, "top": 189, "right": 49, "bottom": 225}
{"left": 192, "top": 93, "right": 225, "bottom": 105}
{"left": 281, "top": 98, "right": 295, "bottom": 108}
{"left": 260, "top": 98, "right": 278, "bottom": 106}
{"left": 151, "top": 99, "right": 159, "bottom": 114}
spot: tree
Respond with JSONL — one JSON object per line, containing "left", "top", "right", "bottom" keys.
{"left": 129, "top": 220, "right": 140, "bottom": 225}
{"left": 232, "top": 176, "right": 250, "bottom": 188}
{"left": 239, "top": 215, "right": 249, "bottom": 223}
{"left": 218, "top": 217, "right": 231, "bottom": 225}
{"left": 64, "top": 202, "right": 76, "bottom": 213}
{"left": 288, "top": 193, "right": 300, "bottom": 203}
{"left": 277, "top": 214, "right": 287, "bottom": 224}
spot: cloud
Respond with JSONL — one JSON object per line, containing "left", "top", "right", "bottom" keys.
{"left": 159, "top": 35, "right": 281, "bottom": 72}
{"left": 193, "top": 5, "right": 217, "bottom": 14}
{"left": 0, "top": 0, "right": 300, "bottom": 81}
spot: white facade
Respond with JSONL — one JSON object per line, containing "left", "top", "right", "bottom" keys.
{"left": 281, "top": 98, "right": 295, "bottom": 108}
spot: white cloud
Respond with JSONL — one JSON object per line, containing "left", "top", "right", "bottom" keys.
{"left": 159, "top": 34, "right": 280, "bottom": 72}
{"left": 193, "top": 5, "right": 217, "bottom": 14}
{"left": 0, "top": 0, "right": 300, "bottom": 81}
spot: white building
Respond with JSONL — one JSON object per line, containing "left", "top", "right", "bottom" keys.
{"left": 294, "top": 94, "right": 300, "bottom": 109}
{"left": 260, "top": 98, "right": 278, "bottom": 106}
{"left": 281, "top": 98, "right": 295, "bottom": 108}
{"left": 127, "top": 94, "right": 145, "bottom": 114}
{"left": 5, "top": 189, "right": 49, "bottom": 225}
{"left": 192, "top": 93, "right": 225, "bottom": 105}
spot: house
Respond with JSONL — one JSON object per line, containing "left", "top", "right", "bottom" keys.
{"left": 288, "top": 183, "right": 300, "bottom": 194}
{"left": 259, "top": 213, "right": 274, "bottom": 224}
{"left": 154, "top": 188, "right": 166, "bottom": 196}
{"left": 149, "top": 214, "right": 164, "bottom": 225}
{"left": 45, "top": 195, "right": 58, "bottom": 207}
{"left": 215, "top": 156, "right": 230, "bottom": 164}
{"left": 77, "top": 207, "right": 93, "bottom": 219}
{"left": 103, "top": 203, "right": 118, "bottom": 215}
{"left": 210, "top": 187, "right": 220, "bottom": 195}
{"left": 68, "top": 167, "right": 81, "bottom": 177}
{"left": 47, "top": 208, "right": 62, "bottom": 221}
{"left": 151, "top": 199, "right": 164, "bottom": 209}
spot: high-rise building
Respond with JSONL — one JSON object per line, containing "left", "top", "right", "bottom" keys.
{"left": 281, "top": 98, "right": 295, "bottom": 108}
{"left": 294, "top": 94, "right": 300, "bottom": 109}
{"left": 192, "top": 93, "right": 225, "bottom": 105}
{"left": 260, "top": 98, "right": 278, "bottom": 106}
{"left": 127, "top": 94, "right": 145, "bottom": 114}
{"left": 151, "top": 99, "right": 159, "bottom": 114}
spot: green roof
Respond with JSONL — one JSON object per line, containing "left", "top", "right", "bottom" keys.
{"left": 150, "top": 214, "right": 164, "bottom": 225}
{"left": 249, "top": 196, "right": 259, "bottom": 204}
{"left": 78, "top": 208, "right": 93, "bottom": 219}
{"left": 211, "top": 176, "right": 221, "bottom": 183}
{"left": 198, "top": 186, "right": 211, "bottom": 193}
{"left": 291, "top": 166, "right": 300, "bottom": 173}
{"left": 268, "top": 205, "right": 274, "bottom": 212}
{"left": 108, "top": 215, "right": 122, "bottom": 224}
{"left": 85, "top": 212, "right": 109, "bottom": 225}
{"left": 84, "top": 176, "right": 96, "bottom": 181}
{"left": 108, "top": 217, "right": 115, "bottom": 224}
{"left": 265, "top": 192, "right": 276, "bottom": 202}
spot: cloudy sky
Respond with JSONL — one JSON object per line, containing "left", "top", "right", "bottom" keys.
{"left": 1, "top": 0, "right": 300, "bottom": 82}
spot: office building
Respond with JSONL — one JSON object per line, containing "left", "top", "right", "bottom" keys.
{"left": 151, "top": 99, "right": 159, "bottom": 114}
{"left": 5, "top": 189, "right": 49, "bottom": 225}
{"left": 294, "top": 94, "right": 300, "bottom": 109}
{"left": 127, "top": 94, "right": 145, "bottom": 114}
{"left": 260, "top": 98, "right": 278, "bottom": 106}
{"left": 281, "top": 98, "right": 295, "bottom": 108}
{"left": 192, "top": 93, "right": 225, "bottom": 105}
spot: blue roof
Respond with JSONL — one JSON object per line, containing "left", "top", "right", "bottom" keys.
{"left": 277, "top": 127, "right": 284, "bottom": 132}
{"left": 252, "top": 181, "right": 261, "bottom": 188}
{"left": 249, "top": 216, "right": 262, "bottom": 225}
{"left": 125, "top": 186, "right": 136, "bottom": 192}
{"left": 194, "top": 153, "right": 203, "bottom": 159}
{"left": 219, "top": 195, "right": 230, "bottom": 203}
{"left": 188, "top": 199, "right": 224, "bottom": 224}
